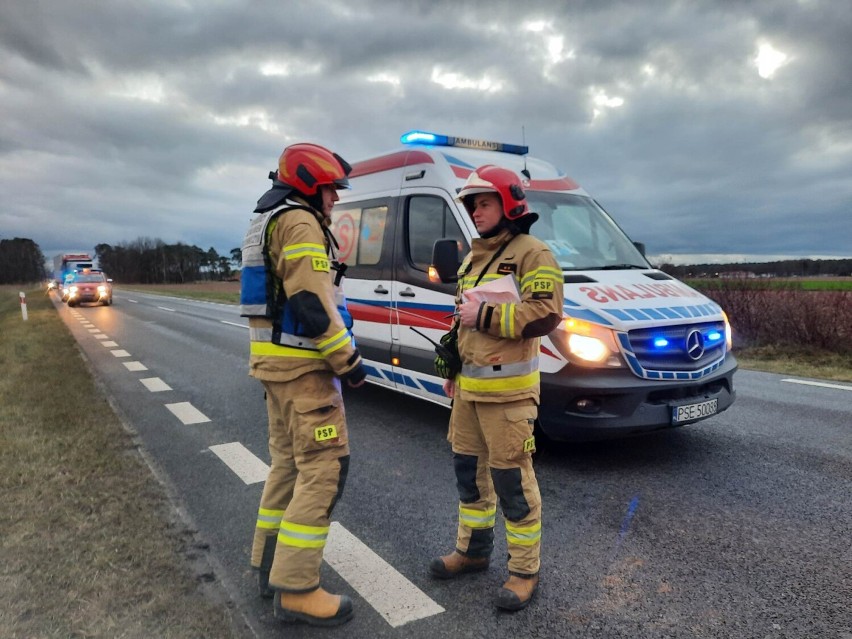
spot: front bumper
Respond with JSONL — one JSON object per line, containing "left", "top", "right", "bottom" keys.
{"left": 537, "top": 354, "right": 738, "bottom": 441}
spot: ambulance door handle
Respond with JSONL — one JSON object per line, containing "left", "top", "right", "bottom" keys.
{"left": 399, "top": 288, "right": 416, "bottom": 297}
{"left": 374, "top": 285, "right": 389, "bottom": 294}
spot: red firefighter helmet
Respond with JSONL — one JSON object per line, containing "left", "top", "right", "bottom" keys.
{"left": 455, "top": 165, "right": 529, "bottom": 220}
{"left": 277, "top": 143, "right": 352, "bottom": 195}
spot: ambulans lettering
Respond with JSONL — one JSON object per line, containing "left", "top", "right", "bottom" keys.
{"left": 579, "top": 282, "right": 703, "bottom": 304}
{"left": 314, "top": 425, "right": 338, "bottom": 441}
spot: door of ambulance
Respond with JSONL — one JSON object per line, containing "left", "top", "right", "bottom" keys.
{"left": 390, "top": 187, "right": 470, "bottom": 402}
{"left": 330, "top": 197, "right": 398, "bottom": 390}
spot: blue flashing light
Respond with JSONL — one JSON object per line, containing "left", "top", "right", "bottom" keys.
{"left": 653, "top": 337, "right": 669, "bottom": 348}
{"left": 400, "top": 129, "right": 529, "bottom": 155}
{"left": 707, "top": 331, "right": 722, "bottom": 342}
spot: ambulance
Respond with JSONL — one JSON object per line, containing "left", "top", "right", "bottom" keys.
{"left": 331, "top": 131, "right": 737, "bottom": 440}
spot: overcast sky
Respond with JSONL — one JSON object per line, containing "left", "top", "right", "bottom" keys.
{"left": 2, "top": 0, "right": 850, "bottom": 267}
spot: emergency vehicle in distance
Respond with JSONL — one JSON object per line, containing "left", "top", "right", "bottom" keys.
{"left": 54, "top": 253, "right": 93, "bottom": 283}
{"left": 330, "top": 131, "right": 737, "bottom": 441}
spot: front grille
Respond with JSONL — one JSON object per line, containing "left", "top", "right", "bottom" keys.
{"left": 620, "top": 321, "right": 727, "bottom": 379}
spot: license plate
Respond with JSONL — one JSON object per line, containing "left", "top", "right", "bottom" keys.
{"left": 672, "top": 399, "right": 718, "bottom": 424}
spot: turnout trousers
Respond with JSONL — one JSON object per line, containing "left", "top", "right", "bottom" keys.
{"left": 448, "top": 396, "right": 542, "bottom": 575}
{"left": 250, "top": 371, "right": 350, "bottom": 592}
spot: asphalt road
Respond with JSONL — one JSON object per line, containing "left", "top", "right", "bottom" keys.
{"left": 54, "top": 290, "right": 851, "bottom": 639}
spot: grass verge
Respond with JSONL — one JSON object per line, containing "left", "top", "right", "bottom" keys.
{"left": 0, "top": 286, "right": 242, "bottom": 639}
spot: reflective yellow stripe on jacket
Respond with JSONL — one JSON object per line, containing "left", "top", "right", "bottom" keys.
{"left": 283, "top": 242, "right": 326, "bottom": 260}
{"left": 278, "top": 520, "right": 330, "bottom": 549}
{"left": 457, "top": 370, "right": 540, "bottom": 393}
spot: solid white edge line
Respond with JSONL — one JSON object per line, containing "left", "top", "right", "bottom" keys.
{"left": 208, "top": 443, "right": 268, "bottom": 485}
{"left": 324, "top": 522, "right": 444, "bottom": 628}
{"left": 781, "top": 378, "right": 852, "bottom": 392}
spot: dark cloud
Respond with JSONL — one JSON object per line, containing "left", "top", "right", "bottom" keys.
{"left": 0, "top": 0, "right": 849, "bottom": 264}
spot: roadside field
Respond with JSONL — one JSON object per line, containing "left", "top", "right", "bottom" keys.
{"left": 0, "top": 286, "right": 242, "bottom": 639}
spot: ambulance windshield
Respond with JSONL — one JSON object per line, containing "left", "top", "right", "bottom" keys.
{"left": 526, "top": 192, "right": 649, "bottom": 271}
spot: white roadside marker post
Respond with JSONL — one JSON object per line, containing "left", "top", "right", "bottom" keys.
{"left": 20, "top": 291, "right": 28, "bottom": 321}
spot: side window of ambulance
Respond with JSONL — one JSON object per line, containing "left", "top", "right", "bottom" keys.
{"left": 330, "top": 204, "right": 389, "bottom": 268}
{"left": 406, "top": 196, "right": 468, "bottom": 272}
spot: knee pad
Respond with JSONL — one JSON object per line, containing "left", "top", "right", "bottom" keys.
{"left": 453, "top": 453, "right": 480, "bottom": 503}
{"left": 491, "top": 467, "right": 530, "bottom": 521}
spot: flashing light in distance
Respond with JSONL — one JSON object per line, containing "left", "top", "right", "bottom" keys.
{"left": 400, "top": 130, "right": 529, "bottom": 155}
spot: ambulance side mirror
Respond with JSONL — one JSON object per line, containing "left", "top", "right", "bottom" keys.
{"left": 431, "top": 239, "right": 460, "bottom": 283}
{"left": 633, "top": 241, "right": 646, "bottom": 256}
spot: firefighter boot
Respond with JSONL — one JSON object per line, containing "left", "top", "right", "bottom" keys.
{"left": 429, "top": 551, "right": 489, "bottom": 579}
{"left": 495, "top": 573, "right": 539, "bottom": 611}
{"left": 274, "top": 587, "right": 354, "bottom": 627}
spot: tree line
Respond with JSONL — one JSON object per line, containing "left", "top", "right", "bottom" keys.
{"left": 94, "top": 239, "right": 240, "bottom": 284}
{"left": 0, "top": 238, "right": 47, "bottom": 284}
{"left": 658, "top": 258, "right": 852, "bottom": 278}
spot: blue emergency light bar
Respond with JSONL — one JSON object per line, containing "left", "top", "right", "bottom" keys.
{"left": 400, "top": 130, "right": 529, "bottom": 155}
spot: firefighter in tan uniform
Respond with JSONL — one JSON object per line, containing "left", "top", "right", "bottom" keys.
{"left": 240, "top": 143, "right": 365, "bottom": 627}
{"left": 430, "top": 165, "right": 564, "bottom": 611}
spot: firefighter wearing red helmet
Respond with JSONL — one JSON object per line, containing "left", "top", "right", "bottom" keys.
{"left": 429, "top": 165, "right": 564, "bottom": 611}
{"left": 241, "top": 142, "right": 364, "bottom": 627}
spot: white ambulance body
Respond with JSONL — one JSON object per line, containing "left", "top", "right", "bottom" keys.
{"left": 331, "top": 132, "right": 736, "bottom": 440}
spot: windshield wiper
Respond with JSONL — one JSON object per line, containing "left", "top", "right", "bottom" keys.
{"left": 588, "top": 264, "right": 649, "bottom": 271}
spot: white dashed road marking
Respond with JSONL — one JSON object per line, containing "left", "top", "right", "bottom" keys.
{"left": 221, "top": 321, "right": 248, "bottom": 329}
{"left": 140, "top": 377, "right": 172, "bottom": 392}
{"left": 111, "top": 350, "right": 131, "bottom": 358}
{"left": 782, "top": 378, "right": 852, "bottom": 392}
{"left": 127, "top": 299, "right": 138, "bottom": 303}
{"left": 88, "top": 328, "right": 100, "bottom": 333}
{"left": 324, "top": 522, "right": 445, "bottom": 627}
{"left": 209, "top": 443, "right": 269, "bottom": 484}
{"left": 94, "top": 334, "right": 108, "bottom": 340}
{"left": 101, "top": 341, "right": 118, "bottom": 347}
{"left": 165, "top": 402, "right": 210, "bottom": 424}
{"left": 124, "top": 361, "right": 148, "bottom": 371}
{"left": 158, "top": 306, "right": 175, "bottom": 312}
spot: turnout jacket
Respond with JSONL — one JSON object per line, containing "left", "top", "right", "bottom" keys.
{"left": 454, "top": 227, "right": 563, "bottom": 403}
{"left": 246, "top": 196, "right": 364, "bottom": 383}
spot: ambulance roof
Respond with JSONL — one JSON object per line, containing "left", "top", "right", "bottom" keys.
{"left": 347, "top": 131, "right": 589, "bottom": 196}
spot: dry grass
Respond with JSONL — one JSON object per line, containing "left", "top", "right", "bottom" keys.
{"left": 0, "top": 286, "right": 242, "bottom": 639}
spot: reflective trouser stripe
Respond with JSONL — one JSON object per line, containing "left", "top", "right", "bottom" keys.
{"left": 461, "top": 358, "right": 537, "bottom": 379}
{"left": 506, "top": 521, "right": 542, "bottom": 546}
{"left": 317, "top": 329, "right": 352, "bottom": 356}
{"left": 283, "top": 243, "right": 326, "bottom": 260}
{"left": 457, "top": 370, "right": 540, "bottom": 393}
{"left": 250, "top": 341, "right": 325, "bottom": 359}
{"left": 459, "top": 505, "right": 497, "bottom": 529}
{"left": 500, "top": 302, "right": 516, "bottom": 338}
{"left": 256, "top": 507, "right": 284, "bottom": 530}
{"left": 277, "top": 521, "right": 329, "bottom": 549}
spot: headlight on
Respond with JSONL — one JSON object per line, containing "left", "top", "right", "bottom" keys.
{"left": 722, "top": 311, "right": 733, "bottom": 351}
{"left": 69, "top": 286, "right": 78, "bottom": 295}
{"left": 555, "top": 318, "right": 624, "bottom": 368}
{"left": 98, "top": 285, "right": 107, "bottom": 293}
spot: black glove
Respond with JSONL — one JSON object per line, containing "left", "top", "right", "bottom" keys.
{"left": 434, "top": 325, "right": 461, "bottom": 379}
